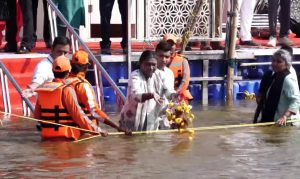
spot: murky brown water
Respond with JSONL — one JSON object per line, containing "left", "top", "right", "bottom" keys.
{"left": 1, "top": 100, "right": 300, "bottom": 178}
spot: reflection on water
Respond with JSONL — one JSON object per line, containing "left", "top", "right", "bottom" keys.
{"left": 1, "top": 101, "right": 300, "bottom": 178}
{"left": 170, "top": 136, "right": 193, "bottom": 155}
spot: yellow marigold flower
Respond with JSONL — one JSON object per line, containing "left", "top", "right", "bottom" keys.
{"left": 175, "top": 118, "right": 182, "bottom": 124}
{"left": 176, "top": 106, "right": 183, "bottom": 111}
{"left": 189, "top": 114, "right": 195, "bottom": 119}
{"left": 168, "top": 102, "right": 174, "bottom": 108}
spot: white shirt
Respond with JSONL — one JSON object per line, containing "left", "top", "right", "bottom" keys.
{"left": 157, "top": 67, "right": 176, "bottom": 110}
{"left": 31, "top": 56, "right": 54, "bottom": 85}
{"left": 159, "top": 66, "right": 175, "bottom": 93}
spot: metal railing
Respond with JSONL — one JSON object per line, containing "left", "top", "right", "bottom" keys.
{"left": 46, "top": 0, "right": 126, "bottom": 107}
{"left": 0, "top": 60, "right": 34, "bottom": 116}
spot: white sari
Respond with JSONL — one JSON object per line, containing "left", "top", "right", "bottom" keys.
{"left": 120, "top": 69, "right": 173, "bottom": 131}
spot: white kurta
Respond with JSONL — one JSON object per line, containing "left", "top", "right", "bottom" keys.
{"left": 120, "top": 69, "right": 173, "bottom": 131}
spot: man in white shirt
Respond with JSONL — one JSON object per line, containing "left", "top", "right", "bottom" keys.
{"left": 155, "top": 41, "right": 177, "bottom": 129}
{"left": 22, "top": 36, "right": 71, "bottom": 98}
{"left": 155, "top": 41, "right": 175, "bottom": 93}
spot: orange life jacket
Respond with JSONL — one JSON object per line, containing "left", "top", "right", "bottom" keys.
{"left": 68, "top": 77, "right": 98, "bottom": 126}
{"left": 168, "top": 55, "right": 193, "bottom": 100}
{"left": 35, "top": 82, "right": 81, "bottom": 140}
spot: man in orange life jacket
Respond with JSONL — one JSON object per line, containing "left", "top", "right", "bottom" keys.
{"left": 67, "top": 50, "right": 131, "bottom": 135}
{"left": 163, "top": 34, "right": 193, "bottom": 101}
{"left": 34, "top": 56, "right": 107, "bottom": 140}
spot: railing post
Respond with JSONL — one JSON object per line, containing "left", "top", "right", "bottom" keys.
{"left": 0, "top": 68, "right": 8, "bottom": 113}
{"left": 211, "top": 0, "right": 215, "bottom": 38}
{"left": 52, "top": 9, "right": 58, "bottom": 37}
{"left": 22, "top": 101, "right": 31, "bottom": 117}
{"left": 4, "top": 75, "right": 11, "bottom": 113}
{"left": 70, "top": 33, "right": 79, "bottom": 53}
{"left": 71, "top": 34, "right": 76, "bottom": 54}
{"left": 22, "top": 101, "right": 27, "bottom": 116}
{"left": 93, "top": 64, "right": 104, "bottom": 108}
{"left": 48, "top": 4, "right": 55, "bottom": 42}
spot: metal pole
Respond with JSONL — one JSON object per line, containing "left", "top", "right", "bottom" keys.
{"left": 97, "top": 69, "right": 105, "bottom": 109}
{"left": 4, "top": 75, "right": 11, "bottom": 113}
{"left": 22, "top": 101, "right": 27, "bottom": 116}
{"left": 48, "top": 4, "right": 55, "bottom": 42}
{"left": 93, "top": 64, "right": 104, "bottom": 108}
{"left": 211, "top": 0, "right": 215, "bottom": 38}
{"left": 52, "top": 10, "right": 58, "bottom": 37}
{"left": 71, "top": 34, "right": 77, "bottom": 54}
{"left": 93, "top": 64, "right": 101, "bottom": 105}
{"left": 0, "top": 68, "right": 8, "bottom": 113}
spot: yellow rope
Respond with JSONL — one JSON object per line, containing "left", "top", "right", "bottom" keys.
{"left": 2, "top": 111, "right": 299, "bottom": 143}
{"left": 0, "top": 111, "right": 98, "bottom": 134}
{"left": 73, "top": 119, "right": 300, "bottom": 143}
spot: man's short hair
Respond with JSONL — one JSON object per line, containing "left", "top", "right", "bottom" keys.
{"left": 155, "top": 41, "right": 172, "bottom": 52}
{"left": 53, "top": 71, "right": 69, "bottom": 79}
{"left": 52, "top": 36, "right": 71, "bottom": 48}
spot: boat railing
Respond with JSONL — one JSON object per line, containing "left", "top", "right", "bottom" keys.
{"left": 46, "top": 0, "right": 126, "bottom": 109}
{"left": 0, "top": 60, "right": 34, "bottom": 116}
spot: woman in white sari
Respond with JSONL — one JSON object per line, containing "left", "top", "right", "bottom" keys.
{"left": 120, "top": 50, "right": 174, "bottom": 131}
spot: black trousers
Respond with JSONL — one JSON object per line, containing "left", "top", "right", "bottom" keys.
{"left": 32, "top": 0, "right": 51, "bottom": 43}
{"left": 20, "top": 0, "right": 51, "bottom": 49}
{"left": 268, "top": 0, "right": 291, "bottom": 38}
{"left": 100, "top": 0, "right": 127, "bottom": 49}
{"left": 20, "top": 0, "right": 34, "bottom": 49}
{"left": 5, "top": 0, "right": 17, "bottom": 49}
